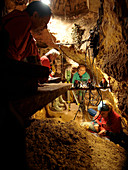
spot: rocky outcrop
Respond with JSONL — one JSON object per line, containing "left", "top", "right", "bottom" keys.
{"left": 96, "top": 0, "right": 128, "bottom": 116}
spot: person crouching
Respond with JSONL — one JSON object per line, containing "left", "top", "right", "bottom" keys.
{"left": 81, "top": 100, "right": 122, "bottom": 144}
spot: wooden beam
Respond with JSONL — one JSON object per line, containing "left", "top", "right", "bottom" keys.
{"left": 70, "top": 86, "right": 112, "bottom": 91}
{"left": 11, "top": 83, "right": 72, "bottom": 121}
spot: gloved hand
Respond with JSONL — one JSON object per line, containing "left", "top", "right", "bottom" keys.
{"left": 98, "top": 129, "right": 107, "bottom": 136}
{"left": 94, "top": 124, "right": 99, "bottom": 132}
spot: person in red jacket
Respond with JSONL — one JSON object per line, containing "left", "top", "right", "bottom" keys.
{"left": 40, "top": 49, "right": 66, "bottom": 111}
{"left": 0, "top": 1, "right": 52, "bottom": 169}
{"left": 0, "top": 1, "right": 52, "bottom": 62}
{"left": 0, "top": 1, "right": 52, "bottom": 93}
{"left": 40, "top": 48, "right": 60, "bottom": 81}
{"left": 81, "top": 100, "right": 122, "bottom": 143}
{"left": 40, "top": 48, "right": 60, "bottom": 69}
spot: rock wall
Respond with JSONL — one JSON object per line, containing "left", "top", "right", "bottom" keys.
{"left": 97, "top": 0, "right": 128, "bottom": 117}
{"left": 50, "top": 0, "right": 89, "bottom": 17}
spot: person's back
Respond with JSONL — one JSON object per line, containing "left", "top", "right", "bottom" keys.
{"left": 1, "top": 9, "right": 34, "bottom": 61}
{"left": 0, "top": 1, "right": 52, "bottom": 94}
{"left": 0, "top": 1, "right": 52, "bottom": 61}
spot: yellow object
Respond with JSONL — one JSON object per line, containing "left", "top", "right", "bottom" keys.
{"left": 51, "top": 64, "right": 56, "bottom": 74}
{"left": 85, "top": 125, "right": 89, "bottom": 129}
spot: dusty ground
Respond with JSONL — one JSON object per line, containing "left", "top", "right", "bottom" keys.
{"left": 26, "top": 102, "right": 128, "bottom": 170}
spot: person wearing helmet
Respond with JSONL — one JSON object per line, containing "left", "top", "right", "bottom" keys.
{"left": 81, "top": 100, "right": 122, "bottom": 143}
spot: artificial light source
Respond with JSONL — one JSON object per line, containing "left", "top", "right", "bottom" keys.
{"left": 41, "top": 0, "right": 50, "bottom": 5}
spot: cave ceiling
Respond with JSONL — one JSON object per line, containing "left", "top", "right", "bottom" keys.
{"left": 4, "top": 0, "right": 100, "bottom": 64}
{"left": 5, "top": 0, "right": 100, "bottom": 16}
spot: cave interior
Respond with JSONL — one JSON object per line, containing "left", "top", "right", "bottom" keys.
{"left": 1, "top": 0, "right": 128, "bottom": 169}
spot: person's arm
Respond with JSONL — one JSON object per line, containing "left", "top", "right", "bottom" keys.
{"left": 40, "top": 57, "right": 50, "bottom": 69}
{"left": 93, "top": 112, "right": 102, "bottom": 122}
{"left": 72, "top": 73, "right": 77, "bottom": 85}
{"left": 99, "top": 129, "right": 121, "bottom": 143}
{"left": 21, "top": 34, "right": 40, "bottom": 62}
{"left": 99, "top": 116, "right": 122, "bottom": 143}
{"left": 86, "top": 72, "right": 91, "bottom": 80}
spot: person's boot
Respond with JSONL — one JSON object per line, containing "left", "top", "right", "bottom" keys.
{"left": 56, "top": 97, "right": 65, "bottom": 107}
{"left": 59, "top": 95, "right": 66, "bottom": 104}
{"left": 59, "top": 95, "right": 67, "bottom": 110}
{"left": 53, "top": 98, "right": 63, "bottom": 111}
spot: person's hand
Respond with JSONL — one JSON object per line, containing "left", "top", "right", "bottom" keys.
{"left": 80, "top": 122, "right": 87, "bottom": 126}
{"left": 98, "top": 129, "right": 107, "bottom": 136}
{"left": 38, "top": 77, "right": 48, "bottom": 84}
{"left": 94, "top": 124, "right": 99, "bottom": 132}
{"left": 51, "top": 71, "right": 55, "bottom": 76}
{"left": 80, "top": 122, "right": 89, "bottom": 129}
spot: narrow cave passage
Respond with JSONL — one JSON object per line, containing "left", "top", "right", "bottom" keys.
{"left": 0, "top": 0, "right": 128, "bottom": 169}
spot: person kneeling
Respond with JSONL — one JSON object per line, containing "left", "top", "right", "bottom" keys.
{"left": 81, "top": 100, "right": 122, "bottom": 144}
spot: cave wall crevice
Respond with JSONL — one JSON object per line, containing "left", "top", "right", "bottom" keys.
{"left": 97, "top": 0, "right": 128, "bottom": 116}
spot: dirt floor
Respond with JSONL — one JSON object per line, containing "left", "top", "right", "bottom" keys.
{"left": 25, "top": 100, "right": 128, "bottom": 170}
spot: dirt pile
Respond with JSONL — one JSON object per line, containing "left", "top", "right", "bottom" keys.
{"left": 26, "top": 119, "right": 128, "bottom": 170}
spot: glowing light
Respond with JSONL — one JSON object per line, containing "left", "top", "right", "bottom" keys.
{"left": 41, "top": 0, "right": 50, "bottom": 5}
{"left": 47, "top": 17, "right": 74, "bottom": 45}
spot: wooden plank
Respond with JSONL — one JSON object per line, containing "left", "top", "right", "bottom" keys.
{"left": 69, "top": 86, "right": 112, "bottom": 91}
{"left": 11, "top": 83, "right": 72, "bottom": 120}
{"left": 38, "top": 83, "right": 71, "bottom": 91}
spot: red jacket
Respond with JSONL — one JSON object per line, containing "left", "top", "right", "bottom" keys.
{"left": 94, "top": 110, "right": 122, "bottom": 134}
{"left": 40, "top": 55, "right": 51, "bottom": 69}
{"left": 1, "top": 9, "right": 39, "bottom": 61}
